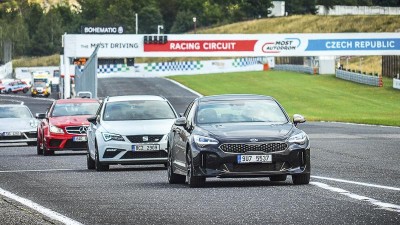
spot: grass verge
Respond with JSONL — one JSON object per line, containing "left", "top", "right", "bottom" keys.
{"left": 169, "top": 71, "right": 400, "bottom": 126}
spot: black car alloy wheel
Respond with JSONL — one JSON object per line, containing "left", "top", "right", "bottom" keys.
{"left": 167, "top": 145, "right": 185, "bottom": 184}
{"left": 95, "top": 142, "right": 109, "bottom": 171}
{"left": 186, "top": 149, "right": 205, "bottom": 188}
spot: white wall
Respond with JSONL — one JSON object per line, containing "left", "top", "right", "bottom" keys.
{"left": 0, "top": 62, "right": 13, "bottom": 79}
{"left": 270, "top": 1, "right": 286, "bottom": 17}
{"left": 317, "top": 5, "right": 400, "bottom": 15}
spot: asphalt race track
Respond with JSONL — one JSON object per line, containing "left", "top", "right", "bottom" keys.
{"left": 0, "top": 77, "right": 399, "bottom": 225}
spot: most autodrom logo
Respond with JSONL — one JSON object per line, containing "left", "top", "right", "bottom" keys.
{"left": 261, "top": 38, "right": 301, "bottom": 53}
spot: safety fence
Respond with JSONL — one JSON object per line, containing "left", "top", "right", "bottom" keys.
{"left": 336, "top": 69, "right": 382, "bottom": 87}
{"left": 273, "top": 64, "right": 317, "bottom": 75}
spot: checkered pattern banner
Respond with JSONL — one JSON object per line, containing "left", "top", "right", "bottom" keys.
{"left": 232, "top": 57, "right": 265, "bottom": 67}
{"left": 144, "top": 61, "right": 204, "bottom": 72}
{"left": 78, "top": 64, "right": 130, "bottom": 73}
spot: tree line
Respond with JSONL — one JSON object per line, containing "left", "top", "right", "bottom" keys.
{"left": 0, "top": 0, "right": 399, "bottom": 57}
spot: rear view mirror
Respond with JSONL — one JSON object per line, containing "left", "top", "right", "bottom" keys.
{"left": 36, "top": 113, "right": 46, "bottom": 119}
{"left": 174, "top": 117, "right": 187, "bottom": 126}
{"left": 293, "top": 114, "right": 306, "bottom": 126}
{"left": 87, "top": 116, "right": 97, "bottom": 124}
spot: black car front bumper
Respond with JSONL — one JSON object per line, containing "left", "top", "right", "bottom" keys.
{"left": 191, "top": 148, "right": 310, "bottom": 178}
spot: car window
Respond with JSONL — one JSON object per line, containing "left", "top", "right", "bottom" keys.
{"left": 51, "top": 102, "right": 100, "bottom": 117}
{"left": 103, "top": 100, "right": 176, "bottom": 121}
{"left": 196, "top": 99, "right": 288, "bottom": 124}
{"left": 0, "top": 106, "right": 33, "bottom": 118}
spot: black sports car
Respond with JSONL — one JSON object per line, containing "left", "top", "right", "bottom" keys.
{"left": 167, "top": 94, "right": 310, "bottom": 187}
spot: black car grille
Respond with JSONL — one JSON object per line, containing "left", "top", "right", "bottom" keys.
{"left": 126, "top": 135, "right": 164, "bottom": 143}
{"left": 64, "top": 140, "right": 87, "bottom": 149}
{"left": 65, "top": 126, "right": 88, "bottom": 134}
{"left": 121, "top": 151, "right": 168, "bottom": 159}
{"left": 0, "top": 135, "right": 24, "bottom": 140}
{"left": 25, "top": 132, "right": 37, "bottom": 138}
{"left": 232, "top": 162, "right": 284, "bottom": 172}
{"left": 219, "top": 142, "right": 287, "bottom": 153}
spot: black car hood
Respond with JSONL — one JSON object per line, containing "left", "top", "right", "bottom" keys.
{"left": 198, "top": 122, "right": 294, "bottom": 141}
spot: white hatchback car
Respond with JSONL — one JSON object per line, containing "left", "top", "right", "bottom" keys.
{"left": 86, "top": 95, "right": 178, "bottom": 171}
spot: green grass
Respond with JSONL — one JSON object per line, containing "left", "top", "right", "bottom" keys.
{"left": 169, "top": 71, "right": 400, "bottom": 126}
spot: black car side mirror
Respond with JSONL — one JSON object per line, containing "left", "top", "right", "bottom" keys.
{"left": 87, "top": 116, "right": 97, "bottom": 125}
{"left": 293, "top": 114, "right": 306, "bottom": 127}
{"left": 35, "top": 113, "right": 46, "bottom": 119}
{"left": 174, "top": 117, "right": 187, "bottom": 126}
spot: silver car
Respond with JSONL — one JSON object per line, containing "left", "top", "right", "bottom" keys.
{"left": 0, "top": 104, "right": 38, "bottom": 145}
{"left": 86, "top": 95, "right": 178, "bottom": 171}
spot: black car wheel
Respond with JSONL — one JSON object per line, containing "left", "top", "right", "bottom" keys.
{"left": 36, "top": 138, "right": 43, "bottom": 155}
{"left": 269, "top": 175, "right": 287, "bottom": 182}
{"left": 22, "top": 88, "right": 29, "bottom": 93}
{"left": 95, "top": 144, "right": 109, "bottom": 171}
{"left": 167, "top": 147, "right": 185, "bottom": 184}
{"left": 87, "top": 152, "right": 95, "bottom": 170}
{"left": 7, "top": 89, "right": 11, "bottom": 94}
{"left": 186, "top": 150, "right": 205, "bottom": 188}
{"left": 42, "top": 140, "right": 54, "bottom": 156}
{"left": 292, "top": 173, "right": 310, "bottom": 185}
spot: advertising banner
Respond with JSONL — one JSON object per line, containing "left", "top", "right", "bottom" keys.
{"left": 64, "top": 33, "right": 400, "bottom": 58}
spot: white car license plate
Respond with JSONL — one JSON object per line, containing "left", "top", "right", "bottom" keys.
{"left": 132, "top": 144, "right": 160, "bottom": 151}
{"left": 237, "top": 155, "right": 272, "bottom": 164}
{"left": 2, "top": 131, "right": 21, "bottom": 136}
{"left": 73, "top": 136, "right": 87, "bottom": 142}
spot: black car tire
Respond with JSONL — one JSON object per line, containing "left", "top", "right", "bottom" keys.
{"left": 167, "top": 149, "right": 185, "bottom": 184}
{"left": 87, "top": 153, "right": 95, "bottom": 170}
{"left": 269, "top": 175, "right": 287, "bottom": 182}
{"left": 23, "top": 88, "right": 29, "bottom": 93}
{"left": 186, "top": 150, "right": 205, "bottom": 188}
{"left": 36, "top": 138, "right": 43, "bottom": 155}
{"left": 7, "top": 89, "right": 11, "bottom": 94}
{"left": 95, "top": 145, "right": 109, "bottom": 171}
{"left": 43, "top": 146, "right": 54, "bottom": 156}
{"left": 292, "top": 173, "right": 310, "bottom": 185}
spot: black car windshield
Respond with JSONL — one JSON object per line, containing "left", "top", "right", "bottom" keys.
{"left": 103, "top": 100, "right": 176, "bottom": 121}
{"left": 197, "top": 99, "right": 288, "bottom": 124}
{"left": 51, "top": 102, "right": 99, "bottom": 117}
{"left": 33, "top": 81, "right": 47, "bottom": 88}
{"left": 0, "top": 106, "right": 33, "bottom": 118}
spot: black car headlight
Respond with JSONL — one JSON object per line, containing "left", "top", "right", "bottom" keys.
{"left": 193, "top": 135, "right": 219, "bottom": 148}
{"left": 102, "top": 132, "right": 125, "bottom": 142}
{"left": 287, "top": 131, "right": 308, "bottom": 145}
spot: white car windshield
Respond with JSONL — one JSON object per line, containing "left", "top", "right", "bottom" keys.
{"left": 103, "top": 100, "right": 176, "bottom": 121}
{"left": 0, "top": 106, "right": 33, "bottom": 118}
{"left": 197, "top": 99, "right": 288, "bottom": 124}
{"left": 52, "top": 102, "right": 99, "bottom": 117}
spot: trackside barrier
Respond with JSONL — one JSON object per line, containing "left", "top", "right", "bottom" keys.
{"left": 336, "top": 69, "right": 382, "bottom": 87}
{"left": 273, "top": 64, "right": 317, "bottom": 75}
{"left": 393, "top": 76, "right": 400, "bottom": 90}
{"left": 0, "top": 62, "right": 13, "bottom": 79}
{"left": 74, "top": 45, "right": 100, "bottom": 98}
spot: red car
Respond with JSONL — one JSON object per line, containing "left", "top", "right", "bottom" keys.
{"left": 36, "top": 98, "right": 100, "bottom": 156}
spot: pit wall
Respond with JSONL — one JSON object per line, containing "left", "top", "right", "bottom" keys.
{"left": 336, "top": 69, "right": 382, "bottom": 87}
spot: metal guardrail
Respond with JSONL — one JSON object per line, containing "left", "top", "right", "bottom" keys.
{"left": 336, "top": 69, "right": 382, "bottom": 87}
{"left": 273, "top": 64, "right": 317, "bottom": 75}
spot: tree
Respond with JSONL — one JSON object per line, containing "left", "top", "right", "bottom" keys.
{"left": 138, "top": 5, "right": 164, "bottom": 34}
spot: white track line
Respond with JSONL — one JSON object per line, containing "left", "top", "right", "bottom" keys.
{"left": 311, "top": 175, "right": 400, "bottom": 191}
{"left": 0, "top": 187, "right": 84, "bottom": 225}
{"left": 311, "top": 182, "right": 400, "bottom": 213}
{"left": 0, "top": 169, "right": 80, "bottom": 173}
{"left": 163, "top": 78, "right": 203, "bottom": 97}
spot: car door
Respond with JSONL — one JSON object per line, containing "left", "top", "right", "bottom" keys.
{"left": 174, "top": 101, "right": 197, "bottom": 169}
{"left": 87, "top": 101, "right": 104, "bottom": 157}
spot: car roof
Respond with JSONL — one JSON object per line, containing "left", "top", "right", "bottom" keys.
{"left": 198, "top": 94, "right": 275, "bottom": 103}
{"left": 55, "top": 98, "right": 99, "bottom": 104}
{"left": 106, "top": 95, "right": 167, "bottom": 103}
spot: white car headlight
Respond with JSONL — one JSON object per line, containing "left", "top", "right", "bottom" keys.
{"left": 49, "top": 125, "right": 64, "bottom": 134}
{"left": 102, "top": 132, "right": 125, "bottom": 142}
{"left": 194, "top": 135, "right": 218, "bottom": 147}
{"left": 30, "top": 120, "right": 39, "bottom": 128}
{"left": 287, "top": 132, "right": 308, "bottom": 144}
